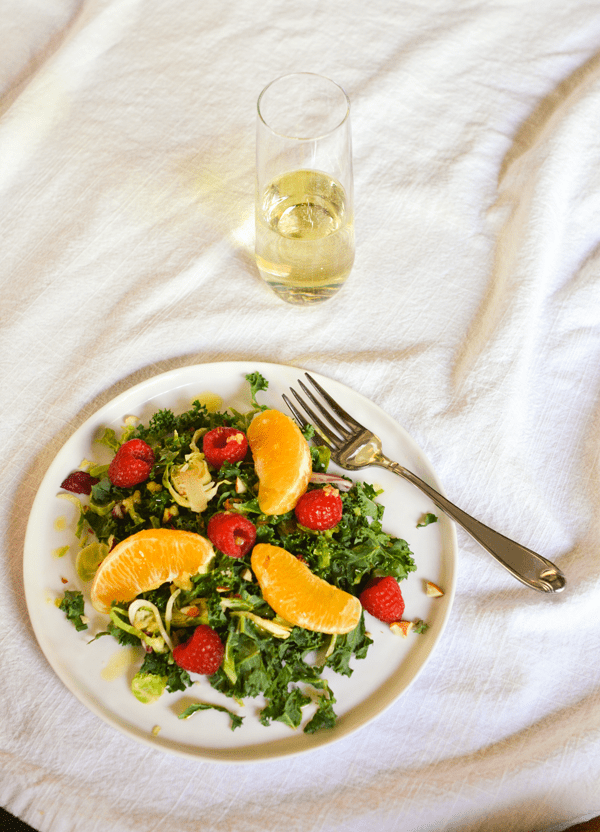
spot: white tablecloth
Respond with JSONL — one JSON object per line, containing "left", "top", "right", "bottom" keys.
{"left": 2, "top": 1, "right": 600, "bottom": 830}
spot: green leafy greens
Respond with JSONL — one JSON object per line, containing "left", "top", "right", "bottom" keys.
{"left": 58, "top": 372, "right": 417, "bottom": 734}
{"left": 58, "top": 589, "right": 88, "bottom": 631}
{"left": 417, "top": 512, "right": 438, "bottom": 528}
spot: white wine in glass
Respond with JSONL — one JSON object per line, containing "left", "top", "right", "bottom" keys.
{"left": 255, "top": 74, "right": 354, "bottom": 304}
{"left": 256, "top": 168, "right": 354, "bottom": 302}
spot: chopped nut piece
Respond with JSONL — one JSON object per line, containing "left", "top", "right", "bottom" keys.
{"left": 426, "top": 581, "right": 444, "bottom": 597}
{"left": 162, "top": 504, "right": 179, "bottom": 524}
{"left": 390, "top": 620, "right": 413, "bottom": 638}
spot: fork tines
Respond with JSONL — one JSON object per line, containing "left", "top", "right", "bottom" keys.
{"left": 281, "top": 393, "right": 313, "bottom": 434}
{"left": 283, "top": 373, "right": 362, "bottom": 445}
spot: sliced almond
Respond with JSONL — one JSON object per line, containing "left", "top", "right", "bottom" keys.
{"left": 426, "top": 581, "right": 444, "bottom": 597}
{"left": 390, "top": 620, "right": 413, "bottom": 638}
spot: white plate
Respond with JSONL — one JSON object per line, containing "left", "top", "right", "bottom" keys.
{"left": 24, "top": 361, "right": 457, "bottom": 762}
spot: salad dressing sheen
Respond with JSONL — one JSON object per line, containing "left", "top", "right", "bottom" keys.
{"left": 101, "top": 646, "right": 137, "bottom": 681}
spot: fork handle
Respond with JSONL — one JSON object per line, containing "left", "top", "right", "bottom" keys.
{"left": 380, "top": 459, "right": 566, "bottom": 593}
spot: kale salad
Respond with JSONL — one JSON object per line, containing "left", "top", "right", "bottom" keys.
{"left": 58, "top": 372, "right": 417, "bottom": 735}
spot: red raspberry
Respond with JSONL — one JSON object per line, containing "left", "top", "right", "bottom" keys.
{"left": 202, "top": 427, "right": 248, "bottom": 469}
{"left": 359, "top": 576, "right": 405, "bottom": 623}
{"left": 294, "top": 486, "right": 343, "bottom": 530}
{"left": 108, "top": 439, "right": 155, "bottom": 488}
{"left": 60, "top": 471, "right": 99, "bottom": 495}
{"left": 172, "top": 625, "right": 224, "bottom": 675}
{"left": 207, "top": 512, "right": 257, "bottom": 557}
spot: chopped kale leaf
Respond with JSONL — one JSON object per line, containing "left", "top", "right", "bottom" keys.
{"left": 179, "top": 702, "right": 244, "bottom": 731}
{"left": 245, "top": 371, "right": 269, "bottom": 409}
{"left": 417, "top": 512, "right": 438, "bottom": 528}
{"left": 59, "top": 590, "right": 88, "bottom": 631}
{"left": 139, "top": 650, "right": 192, "bottom": 693}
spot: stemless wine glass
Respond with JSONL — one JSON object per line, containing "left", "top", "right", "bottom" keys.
{"left": 255, "top": 72, "right": 354, "bottom": 305}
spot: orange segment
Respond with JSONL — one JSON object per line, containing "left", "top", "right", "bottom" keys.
{"left": 247, "top": 409, "right": 311, "bottom": 515}
{"left": 251, "top": 543, "right": 361, "bottom": 634}
{"left": 90, "top": 529, "right": 214, "bottom": 614}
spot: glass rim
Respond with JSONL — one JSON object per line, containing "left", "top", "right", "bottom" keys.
{"left": 257, "top": 72, "right": 350, "bottom": 141}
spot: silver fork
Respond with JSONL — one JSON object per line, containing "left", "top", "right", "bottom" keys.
{"left": 283, "top": 373, "right": 566, "bottom": 594}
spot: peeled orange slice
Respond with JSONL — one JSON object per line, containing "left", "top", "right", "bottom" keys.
{"left": 90, "top": 529, "right": 214, "bottom": 614}
{"left": 251, "top": 543, "right": 361, "bottom": 634}
{"left": 247, "top": 409, "right": 311, "bottom": 515}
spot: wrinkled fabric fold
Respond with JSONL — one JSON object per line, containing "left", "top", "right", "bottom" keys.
{"left": 1, "top": 1, "right": 600, "bottom": 831}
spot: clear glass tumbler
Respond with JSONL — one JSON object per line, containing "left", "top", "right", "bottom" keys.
{"left": 255, "top": 72, "right": 354, "bottom": 304}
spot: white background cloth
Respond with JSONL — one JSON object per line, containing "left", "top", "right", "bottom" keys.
{"left": 2, "top": 1, "right": 600, "bottom": 830}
